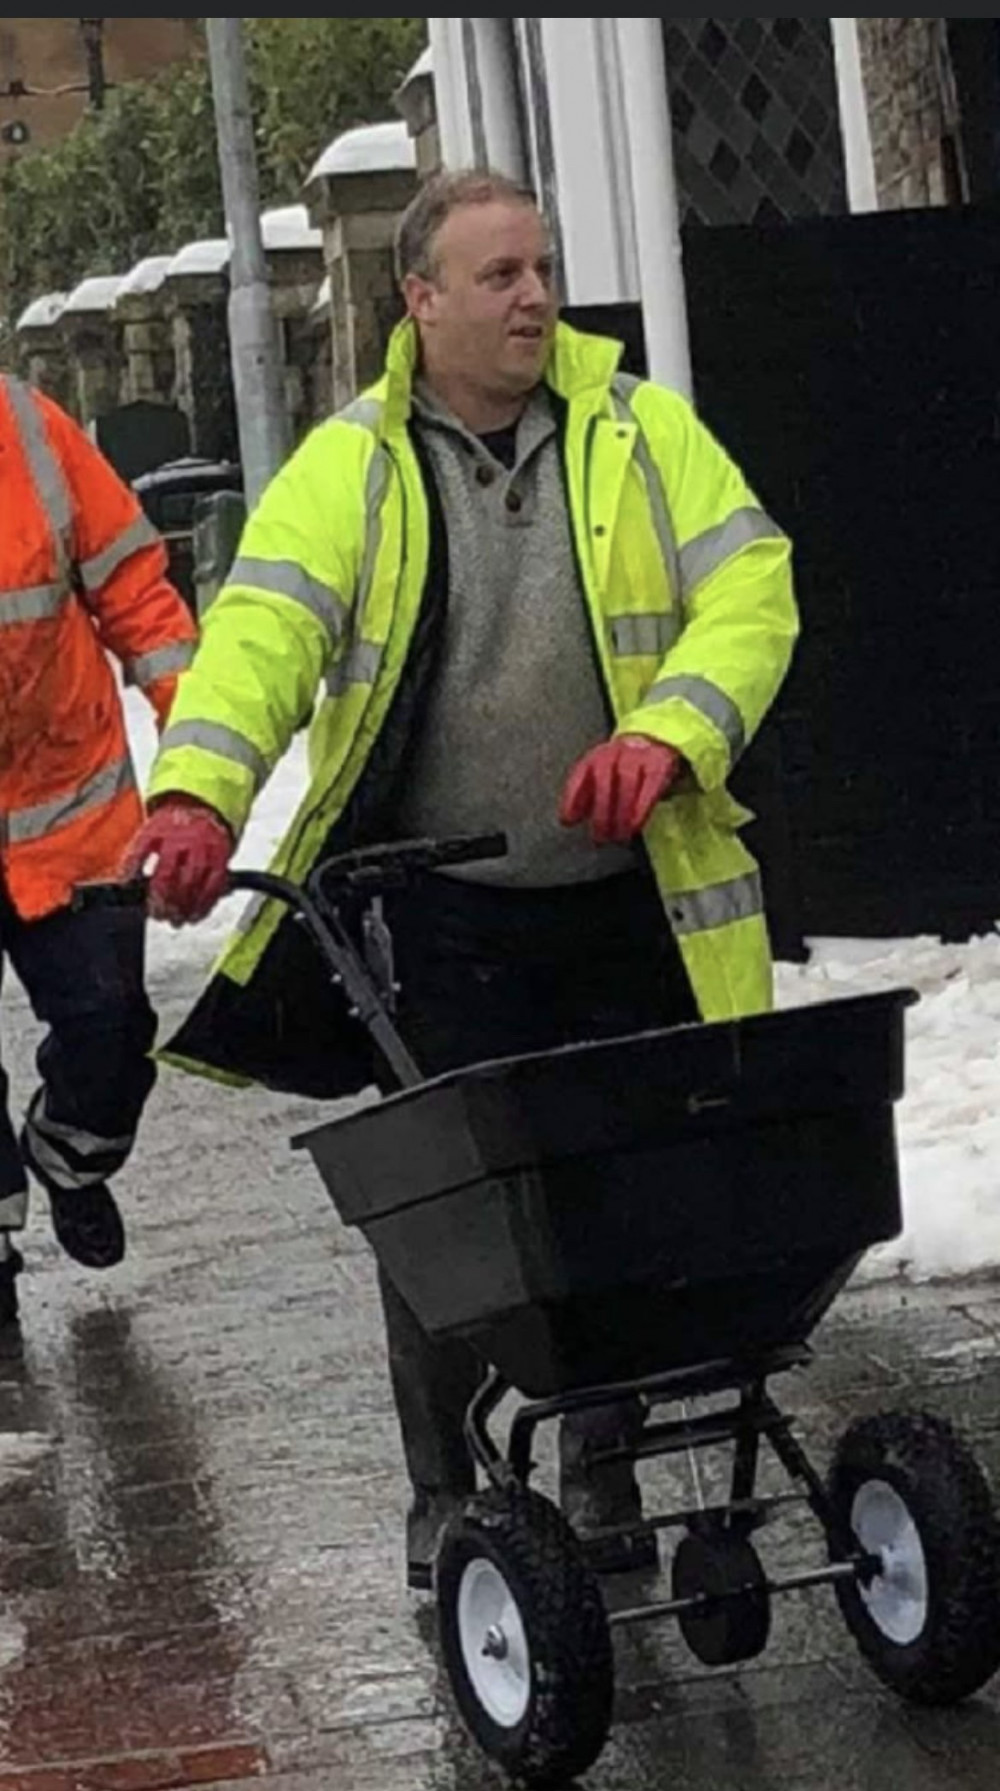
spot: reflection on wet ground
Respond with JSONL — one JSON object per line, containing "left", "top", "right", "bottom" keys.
{"left": 0, "top": 977, "right": 998, "bottom": 1788}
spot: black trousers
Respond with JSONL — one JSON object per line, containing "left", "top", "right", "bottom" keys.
{"left": 377, "top": 867, "right": 697, "bottom": 1496}
{"left": 0, "top": 892, "right": 157, "bottom": 1228}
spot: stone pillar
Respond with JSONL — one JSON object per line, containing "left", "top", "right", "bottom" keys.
{"left": 305, "top": 129, "right": 417, "bottom": 410}
{"left": 326, "top": 210, "right": 411, "bottom": 411}
{"left": 396, "top": 47, "right": 442, "bottom": 178}
{"left": 14, "top": 295, "right": 72, "bottom": 410}
{"left": 306, "top": 284, "right": 334, "bottom": 423}
{"left": 115, "top": 257, "right": 175, "bottom": 406}
{"left": 856, "top": 18, "right": 967, "bottom": 209}
{"left": 161, "top": 244, "right": 238, "bottom": 464}
{"left": 260, "top": 214, "right": 326, "bottom": 443}
{"left": 57, "top": 277, "right": 126, "bottom": 427}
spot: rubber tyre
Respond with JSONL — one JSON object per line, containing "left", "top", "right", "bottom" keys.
{"left": 673, "top": 1529, "right": 772, "bottom": 1667}
{"left": 437, "top": 1487, "right": 614, "bottom": 1788}
{"left": 829, "top": 1411, "right": 1000, "bottom": 1706}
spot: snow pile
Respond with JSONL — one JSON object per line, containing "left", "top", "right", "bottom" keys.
{"left": 127, "top": 690, "right": 1000, "bottom": 1286}
{"left": 777, "top": 938, "right": 1000, "bottom": 1284}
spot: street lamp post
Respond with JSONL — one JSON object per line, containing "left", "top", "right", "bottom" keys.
{"left": 206, "top": 17, "right": 291, "bottom": 507}
{"left": 78, "top": 18, "right": 107, "bottom": 111}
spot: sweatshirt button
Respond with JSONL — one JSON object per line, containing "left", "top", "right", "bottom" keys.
{"left": 475, "top": 463, "right": 496, "bottom": 487}
{"left": 505, "top": 490, "right": 523, "bottom": 514}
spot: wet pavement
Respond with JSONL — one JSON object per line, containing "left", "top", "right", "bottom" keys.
{"left": 0, "top": 955, "right": 999, "bottom": 1789}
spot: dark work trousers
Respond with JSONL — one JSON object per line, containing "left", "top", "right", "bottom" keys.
{"left": 0, "top": 890, "right": 157, "bottom": 1231}
{"left": 377, "top": 867, "right": 698, "bottom": 1498}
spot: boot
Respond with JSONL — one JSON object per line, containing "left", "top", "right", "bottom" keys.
{"left": 559, "top": 1401, "right": 659, "bottom": 1577}
{"left": 48, "top": 1185, "right": 125, "bottom": 1270}
{"left": 0, "top": 1239, "right": 23, "bottom": 1328}
{"left": 407, "top": 1488, "right": 468, "bottom": 1593}
{"left": 20, "top": 1116, "right": 126, "bottom": 1271}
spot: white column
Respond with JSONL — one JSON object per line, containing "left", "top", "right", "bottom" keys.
{"left": 614, "top": 17, "right": 692, "bottom": 397}
{"left": 428, "top": 18, "right": 528, "bottom": 178}
{"left": 526, "top": 17, "right": 639, "bottom": 305}
{"left": 832, "top": 18, "right": 879, "bottom": 213}
{"left": 468, "top": 19, "right": 527, "bottom": 181}
{"left": 427, "top": 18, "right": 475, "bottom": 167}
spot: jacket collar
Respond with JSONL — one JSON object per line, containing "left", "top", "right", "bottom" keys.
{"left": 380, "top": 318, "right": 625, "bottom": 435}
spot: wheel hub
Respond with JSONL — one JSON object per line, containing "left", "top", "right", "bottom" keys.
{"left": 483, "top": 1625, "right": 509, "bottom": 1663}
{"left": 851, "top": 1479, "right": 929, "bottom": 1647}
{"left": 457, "top": 1557, "right": 531, "bottom": 1729}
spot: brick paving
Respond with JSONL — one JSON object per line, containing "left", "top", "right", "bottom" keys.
{"left": 0, "top": 960, "right": 997, "bottom": 1789}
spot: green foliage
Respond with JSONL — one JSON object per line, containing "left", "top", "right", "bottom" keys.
{"left": 0, "top": 17, "right": 425, "bottom": 340}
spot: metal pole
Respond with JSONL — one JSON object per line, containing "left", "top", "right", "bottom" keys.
{"left": 615, "top": 18, "right": 693, "bottom": 398}
{"left": 206, "top": 17, "right": 291, "bottom": 508}
{"left": 79, "top": 19, "right": 107, "bottom": 111}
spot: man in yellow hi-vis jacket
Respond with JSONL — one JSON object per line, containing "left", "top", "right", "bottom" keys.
{"left": 125, "top": 169, "right": 798, "bottom": 1591}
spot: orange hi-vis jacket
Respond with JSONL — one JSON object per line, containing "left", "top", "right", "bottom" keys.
{"left": 0, "top": 376, "right": 197, "bottom": 921}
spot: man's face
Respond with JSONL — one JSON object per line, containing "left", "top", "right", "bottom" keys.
{"left": 405, "top": 200, "right": 558, "bottom": 396}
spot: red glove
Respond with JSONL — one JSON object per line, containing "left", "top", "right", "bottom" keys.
{"left": 560, "top": 735, "right": 683, "bottom": 846}
{"left": 120, "top": 797, "right": 234, "bottom": 926}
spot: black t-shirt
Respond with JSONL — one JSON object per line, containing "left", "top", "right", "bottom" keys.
{"left": 477, "top": 423, "right": 519, "bottom": 470}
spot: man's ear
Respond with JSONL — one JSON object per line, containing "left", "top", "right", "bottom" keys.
{"left": 403, "top": 271, "right": 438, "bottom": 326}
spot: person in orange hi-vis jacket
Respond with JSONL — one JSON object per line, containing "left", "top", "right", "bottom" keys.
{"left": 0, "top": 375, "right": 197, "bottom": 1322}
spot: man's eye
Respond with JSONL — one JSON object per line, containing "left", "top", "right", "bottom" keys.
{"left": 487, "top": 266, "right": 517, "bottom": 287}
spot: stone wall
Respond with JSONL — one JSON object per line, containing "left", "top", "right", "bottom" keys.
{"left": 856, "top": 18, "right": 966, "bottom": 210}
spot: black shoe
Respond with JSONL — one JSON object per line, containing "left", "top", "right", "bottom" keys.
{"left": 49, "top": 1186, "right": 125, "bottom": 1270}
{"left": 406, "top": 1489, "right": 469, "bottom": 1593}
{"left": 0, "top": 1249, "right": 23, "bottom": 1328}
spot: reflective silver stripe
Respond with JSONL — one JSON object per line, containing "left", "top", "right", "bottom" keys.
{"left": 679, "top": 508, "right": 785, "bottom": 596}
{"left": 30, "top": 1093, "right": 133, "bottom": 1161}
{"left": 4, "top": 376, "right": 73, "bottom": 570}
{"left": 4, "top": 755, "right": 136, "bottom": 847}
{"left": 235, "top": 892, "right": 268, "bottom": 936}
{"left": 667, "top": 872, "right": 764, "bottom": 938}
{"left": 356, "top": 446, "right": 390, "bottom": 633}
{"left": 79, "top": 512, "right": 161, "bottom": 592}
{"left": 612, "top": 372, "right": 643, "bottom": 408}
{"left": 229, "top": 556, "right": 346, "bottom": 644}
{"left": 23, "top": 1126, "right": 108, "bottom": 1192}
{"left": 159, "top": 720, "right": 268, "bottom": 787}
{"left": 609, "top": 613, "right": 679, "bottom": 659}
{"left": 325, "top": 639, "right": 384, "bottom": 698}
{"left": 337, "top": 396, "right": 383, "bottom": 432}
{"left": 0, "top": 1192, "right": 28, "bottom": 1231}
{"left": 647, "top": 673, "right": 746, "bottom": 760}
{"left": 610, "top": 374, "right": 682, "bottom": 602}
{"left": 124, "top": 640, "right": 196, "bottom": 688}
{"left": 0, "top": 583, "right": 68, "bottom": 625}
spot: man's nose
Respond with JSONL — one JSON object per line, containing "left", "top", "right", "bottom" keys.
{"left": 518, "top": 269, "right": 551, "bottom": 310}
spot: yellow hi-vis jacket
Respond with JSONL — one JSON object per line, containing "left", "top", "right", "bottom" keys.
{"left": 148, "top": 320, "right": 799, "bottom": 1097}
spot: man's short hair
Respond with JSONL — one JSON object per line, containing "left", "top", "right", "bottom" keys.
{"left": 395, "top": 168, "right": 540, "bottom": 285}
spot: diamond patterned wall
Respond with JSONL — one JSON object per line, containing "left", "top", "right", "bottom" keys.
{"left": 663, "top": 19, "right": 847, "bottom": 225}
